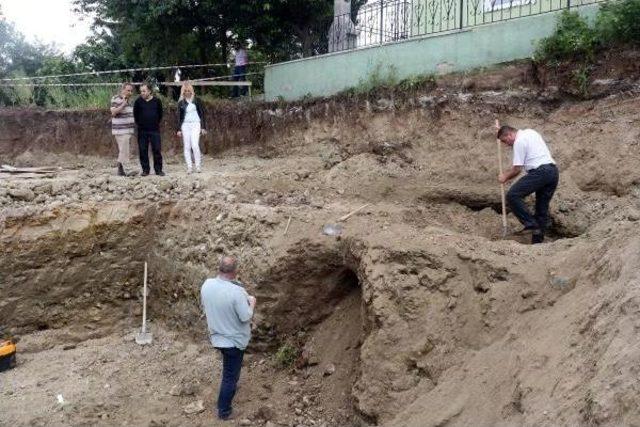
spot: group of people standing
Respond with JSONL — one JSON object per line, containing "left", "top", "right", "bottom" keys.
{"left": 110, "top": 81, "right": 207, "bottom": 176}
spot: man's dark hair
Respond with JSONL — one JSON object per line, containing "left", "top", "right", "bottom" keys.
{"left": 497, "top": 125, "right": 517, "bottom": 139}
{"left": 219, "top": 256, "right": 238, "bottom": 274}
{"left": 140, "top": 83, "right": 152, "bottom": 92}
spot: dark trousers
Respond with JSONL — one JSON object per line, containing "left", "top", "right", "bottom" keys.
{"left": 216, "top": 347, "right": 244, "bottom": 419}
{"left": 232, "top": 65, "right": 247, "bottom": 98}
{"left": 137, "top": 130, "right": 163, "bottom": 174}
{"left": 507, "top": 164, "right": 559, "bottom": 233}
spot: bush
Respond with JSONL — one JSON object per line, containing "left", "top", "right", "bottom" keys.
{"left": 595, "top": 0, "right": 640, "bottom": 46}
{"left": 534, "top": 11, "right": 597, "bottom": 64}
{"left": 274, "top": 342, "right": 298, "bottom": 368}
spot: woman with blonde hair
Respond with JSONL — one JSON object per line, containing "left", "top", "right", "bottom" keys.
{"left": 177, "top": 82, "right": 207, "bottom": 173}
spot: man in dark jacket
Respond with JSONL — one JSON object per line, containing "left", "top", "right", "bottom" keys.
{"left": 133, "top": 83, "right": 164, "bottom": 176}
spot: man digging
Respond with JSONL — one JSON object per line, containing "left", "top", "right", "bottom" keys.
{"left": 497, "top": 125, "right": 559, "bottom": 244}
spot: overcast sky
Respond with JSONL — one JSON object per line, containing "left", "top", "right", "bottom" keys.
{"left": 0, "top": 0, "right": 92, "bottom": 54}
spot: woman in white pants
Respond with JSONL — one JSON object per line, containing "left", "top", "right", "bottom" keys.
{"left": 176, "top": 82, "right": 207, "bottom": 173}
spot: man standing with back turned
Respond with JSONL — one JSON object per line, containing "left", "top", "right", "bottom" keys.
{"left": 133, "top": 83, "right": 164, "bottom": 176}
{"left": 201, "top": 256, "right": 256, "bottom": 420}
{"left": 497, "top": 125, "right": 559, "bottom": 244}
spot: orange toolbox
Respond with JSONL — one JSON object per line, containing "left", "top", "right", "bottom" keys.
{"left": 0, "top": 340, "right": 17, "bottom": 372}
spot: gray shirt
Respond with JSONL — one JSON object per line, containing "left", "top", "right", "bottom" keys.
{"left": 200, "top": 276, "right": 253, "bottom": 350}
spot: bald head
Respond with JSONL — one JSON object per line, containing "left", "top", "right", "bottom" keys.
{"left": 218, "top": 256, "right": 238, "bottom": 275}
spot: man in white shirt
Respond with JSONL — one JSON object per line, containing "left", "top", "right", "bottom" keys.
{"left": 497, "top": 125, "right": 559, "bottom": 244}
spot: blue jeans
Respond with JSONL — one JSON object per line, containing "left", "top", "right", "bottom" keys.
{"left": 507, "top": 164, "right": 559, "bottom": 233}
{"left": 232, "top": 65, "right": 247, "bottom": 98}
{"left": 216, "top": 347, "right": 244, "bottom": 419}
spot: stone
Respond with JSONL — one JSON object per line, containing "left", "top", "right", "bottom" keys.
{"left": 226, "top": 194, "right": 237, "bottom": 203}
{"left": 462, "top": 77, "right": 475, "bottom": 90}
{"left": 8, "top": 188, "right": 35, "bottom": 201}
{"left": 238, "top": 419, "right": 252, "bottom": 426}
{"left": 158, "top": 181, "right": 173, "bottom": 192}
{"left": 182, "top": 384, "right": 197, "bottom": 396}
{"left": 182, "top": 400, "right": 205, "bottom": 415}
{"left": 33, "top": 183, "right": 53, "bottom": 195}
{"left": 34, "top": 194, "right": 47, "bottom": 203}
{"left": 255, "top": 405, "right": 275, "bottom": 421}
{"left": 169, "top": 385, "right": 182, "bottom": 396}
{"left": 549, "top": 275, "right": 574, "bottom": 292}
{"left": 323, "top": 363, "right": 336, "bottom": 376}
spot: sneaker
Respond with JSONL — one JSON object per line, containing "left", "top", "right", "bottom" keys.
{"left": 156, "top": 171, "right": 166, "bottom": 176}
{"left": 218, "top": 409, "right": 233, "bottom": 421}
{"left": 141, "top": 171, "right": 150, "bottom": 177}
{"left": 187, "top": 168, "right": 193, "bottom": 175}
{"left": 196, "top": 167, "right": 202, "bottom": 173}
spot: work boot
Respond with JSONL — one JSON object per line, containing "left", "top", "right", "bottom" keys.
{"left": 141, "top": 171, "right": 149, "bottom": 176}
{"left": 117, "top": 162, "right": 126, "bottom": 176}
{"left": 531, "top": 231, "right": 544, "bottom": 244}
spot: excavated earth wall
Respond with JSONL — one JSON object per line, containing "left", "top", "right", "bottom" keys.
{"left": 2, "top": 56, "right": 640, "bottom": 427}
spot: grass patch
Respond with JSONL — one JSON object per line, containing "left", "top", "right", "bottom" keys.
{"left": 274, "top": 342, "right": 299, "bottom": 369}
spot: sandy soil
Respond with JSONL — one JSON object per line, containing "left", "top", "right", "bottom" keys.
{"left": 2, "top": 62, "right": 640, "bottom": 427}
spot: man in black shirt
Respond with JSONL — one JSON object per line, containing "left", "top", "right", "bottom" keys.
{"left": 133, "top": 84, "right": 165, "bottom": 176}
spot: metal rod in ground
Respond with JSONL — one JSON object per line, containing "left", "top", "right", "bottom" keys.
{"left": 135, "top": 261, "right": 152, "bottom": 345}
{"left": 142, "top": 262, "right": 147, "bottom": 333}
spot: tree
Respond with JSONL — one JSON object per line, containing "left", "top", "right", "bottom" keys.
{"left": 72, "top": 0, "right": 368, "bottom": 69}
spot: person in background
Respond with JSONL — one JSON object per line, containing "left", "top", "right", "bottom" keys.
{"left": 232, "top": 42, "right": 248, "bottom": 98}
{"left": 133, "top": 83, "right": 164, "bottom": 176}
{"left": 176, "top": 82, "right": 207, "bottom": 174}
{"left": 110, "top": 83, "right": 136, "bottom": 176}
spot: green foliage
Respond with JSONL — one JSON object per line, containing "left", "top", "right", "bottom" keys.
{"left": 533, "top": 11, "right": 597, "bottom": 64}
{"left": 398, "top": 74, "right": 437, "bottom": 91}
{"left": 352, "top": 64, "right": 400, "bottom": 94}
{"left": 274, "top": 342, "right": 299, "bottom": 369}
{"left": 595, "top": 0, "right": 640, "bottom": 46}
{"left": 535, "top": 0, "right": 640, "bottom": 65}
{"left": 572, "top": 64, "right": 591, "bottom": 97}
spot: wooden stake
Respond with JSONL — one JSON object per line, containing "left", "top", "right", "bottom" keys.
{"left": 495, "top": 119, "right": 508, "bottom": 238}
{"left": 284, "top": 215, "right": 292, "bottom": 235}
{"left": 338, "top": 203, "right": 371, "bottom": 222}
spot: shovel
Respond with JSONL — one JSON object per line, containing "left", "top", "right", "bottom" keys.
{"left": 322, "top": 203, "right": 371, "bottom": 236}
{"left": 495, "top": 119, "right": 509, "bottom": 238}
{"left": 135, "top": 262, "right": 153, "bottom": 345}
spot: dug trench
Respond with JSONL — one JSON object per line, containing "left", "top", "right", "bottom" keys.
{"left": 3, "top": 59, "right": 640, "bottom": 426}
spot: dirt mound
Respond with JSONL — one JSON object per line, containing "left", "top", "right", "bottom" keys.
{"left": 2, "top": 57, "right": 640, "bottom": 427}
